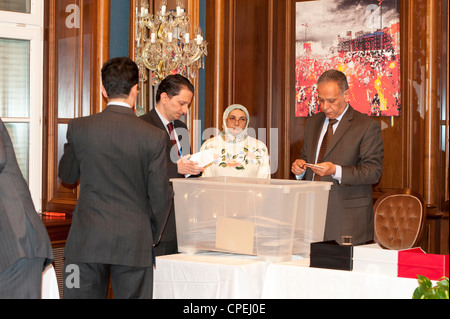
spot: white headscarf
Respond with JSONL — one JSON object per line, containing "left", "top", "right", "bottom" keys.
{"left": 221, "top": 104, "right": 250, "bottom": 143}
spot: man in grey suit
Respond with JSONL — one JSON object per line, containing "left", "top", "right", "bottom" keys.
{"left": 0, "top": 119, "right": 53, "bottom": 299}
{"left": 291, "top": 69, "right": 384, "bottom": 245}
{"left": 140, "top": 74, "right": 204, "bottom": 256}
{"left": 58, "top": 57, "right": 172, "bottom": 298}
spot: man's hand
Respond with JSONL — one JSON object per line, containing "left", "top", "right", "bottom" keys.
{"left": 177, "top": 154, "right": 204, "bottom": 176}
{"left": 306, "top": 161, "right": 336, "bottom": 177}
{"left": 291, "top": 159, "right": 307, "bottom": 175}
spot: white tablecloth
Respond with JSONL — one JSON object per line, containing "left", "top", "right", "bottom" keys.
{"left": 261, "top": 259, "right": 419, "bottom": 299}
{"left": 41, "top": 264, "right": 60, "bottom": 299}
{"left": 153, "top": 252, "right": 269, "bottom": 299}
{"left": 153, "top": 252, "right": 420, "bottom": 299}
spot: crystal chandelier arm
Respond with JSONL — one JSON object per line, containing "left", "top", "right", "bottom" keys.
{"left": 135, "top": 1, "right": 207, "bottom": 86}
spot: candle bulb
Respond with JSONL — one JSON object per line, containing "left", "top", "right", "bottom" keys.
{"left": 177, "top": 6, "right": 181, "bottom": 16}
{"left": 196, "top": 35, "right": 202, "bottom": 45}
{"left": 161, "top": 5, "right": 166, "bottom": 15}
{"left": 185, "top": 33, "right": 189, "bottom": 43}
{"left": 151, "top": 33, "right": 156, "bottom": 43}
{"left": 168, "top": 32, "right": 173, "bottom": 43}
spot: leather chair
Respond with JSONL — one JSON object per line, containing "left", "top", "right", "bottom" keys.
{"left": 373, "top": 189, "right": 426, "bottom": 250}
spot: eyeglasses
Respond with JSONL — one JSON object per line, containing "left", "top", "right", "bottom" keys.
{"left": 227, "top": 116, "right": 247, "bottom": 124}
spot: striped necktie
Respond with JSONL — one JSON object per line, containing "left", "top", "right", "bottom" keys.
{"left": 314, "top": 119, "right": 338, "bottom": 181}
{"left": 167, "top": 122, "right": 185, "bottom": 178}
{"left": 167, "top": 122, "right": 181, "bottom": 157}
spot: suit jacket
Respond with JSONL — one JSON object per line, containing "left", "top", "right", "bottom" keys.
{"left": 300, "top": 105, "right": 384, "bottom": 245}
{"left": 58, "top": 105, "right": 173, "bottom": 267}
{"left": 140, "top": 108, "right": 191, "bottom": 253}
{"left": 140, "top": 108, "right": 189, "bottom": 179}
{"left": 0, "top": 119, "right": 53, "bottom": 273}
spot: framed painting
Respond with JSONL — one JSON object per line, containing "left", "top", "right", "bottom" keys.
{"left": 295, "top": 0, "right": 400, "bottom": 117}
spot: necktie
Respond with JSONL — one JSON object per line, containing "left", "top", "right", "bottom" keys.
{"left": 314, "top": 119, "right": 338, "bottom": 181}
{"left": 167, "top": 122, "right": 185, "bottom": 178}
{"left": 167, "top": 122, "right": 181, "bottom": 157}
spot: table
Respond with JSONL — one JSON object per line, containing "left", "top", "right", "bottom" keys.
{"left": 261, "top": 259, "right": 419, "bottom": 299}
{"left": 153, "top": 253, "right": 269, "bottom": 299}
{"left": 153, "top": 252, "right": 420, "bottom": 299}
{"left": 42, "top": 264, "right": 60, "bottom": 299}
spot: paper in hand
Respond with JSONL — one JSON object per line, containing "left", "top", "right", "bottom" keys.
{"left": 185, "top": 148, "right": 215, "bottom": 177}
{"left": 305, "top": 163, "right": 324, "bottom": 169}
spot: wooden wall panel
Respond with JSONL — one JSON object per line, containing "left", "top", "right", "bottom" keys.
{"left": 269, "top": 0, "right": 295, "bottom": 179}
{"left": 232, "top": 1, "right": 269, "bottom": 133}
{"left": 42, "top": 0, "right": 109, "bottom": 212}
{"left": 372, "top": 0, "right": 447, "bottom": 212}
{"left": 205, "top": 0, "right": 293, "bottom": 178}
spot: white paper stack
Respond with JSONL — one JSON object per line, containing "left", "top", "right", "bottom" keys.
{"left": 353, "top": 243, "right": 398, "bottom": 276}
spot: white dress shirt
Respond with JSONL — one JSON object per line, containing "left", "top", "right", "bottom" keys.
{"left": 107, "top": 101, "right": 132, "bottom": 108}
{"left": 296, "top": 104, "right": 349, "bottom": 182}
{"left": 154, "top": 107, "right": 183, "bottom": 156}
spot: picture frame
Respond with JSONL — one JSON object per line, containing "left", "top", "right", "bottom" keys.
{"left": 295, "top": 0, "right": 401, "bottom": 117}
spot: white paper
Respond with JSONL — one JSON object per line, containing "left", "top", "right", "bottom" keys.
{"left": 305, "top": 163, "right": 324, "bottom": 169}
{"left": 185, "top": 148, "right": 215, "bottom": 177}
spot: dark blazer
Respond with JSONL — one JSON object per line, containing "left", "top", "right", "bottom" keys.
{"left": 58, "top": 105, "right": 172, "bottom": 267}
{"left": 140, "top": 108, "right": 190, "bottom": 254}
{"left": 140, "top": 108, "right": 188, "bottom": 179}
{"left": 0, "top": 119, "right": 53, "bottom": 273}
{"left": 300, "top": 105, "right": 384, "bottom": 245}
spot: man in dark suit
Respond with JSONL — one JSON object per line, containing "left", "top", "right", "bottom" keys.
{"left": 140, "top": 74, "right": 204, "bottom": 256}
{"left": 291, "top": 69, "right": 384, "bottom": 245}
{"left": 58, "top": 57, "right": 172, "bottom": 298}
{"left": 0, "top": 119, "right": 53, "bottom": 299}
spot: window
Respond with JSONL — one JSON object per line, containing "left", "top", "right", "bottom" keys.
{"left": 0, "top": 0, "right": 31, "bottom": 13}
{"left": 0, "top": 0, "right": 43, "bottom": 211}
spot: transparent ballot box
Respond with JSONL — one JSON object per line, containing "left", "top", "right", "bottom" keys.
{"left": 171, "top": 177, "right": 332, "bottom": 262}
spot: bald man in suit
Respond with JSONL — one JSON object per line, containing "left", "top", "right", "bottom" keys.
{"left": 0, "top": 119, "right": 53, "bottom": 299}
{"left": 291, "top": 70, "right": 384, "bottom": 245}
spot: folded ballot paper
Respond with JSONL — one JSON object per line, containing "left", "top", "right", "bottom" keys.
{"left": 184, "top": 148, "right": 215, "bottom": 177}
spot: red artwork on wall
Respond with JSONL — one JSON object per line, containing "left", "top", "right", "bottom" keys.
{"left": 295, "top": 0, "right": 400, "bottom": 117}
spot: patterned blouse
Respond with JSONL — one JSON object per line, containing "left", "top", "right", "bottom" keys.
{"left": 200, "top": 135, "right": 271, "bottom": 179}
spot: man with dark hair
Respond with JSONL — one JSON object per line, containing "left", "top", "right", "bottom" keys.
{"left": 58, "top": 57, "right": 172, "bottom": 298}
{"left": 101, "top": 57, "right": 140, "bottom": 98}
{"left": 140, "top": 74, "right": 203, "bottom": 256}
{"left": 0, "top": 119, "right": 53, "bottom": 299}
{"left": 291, "top": 69, "right": 384, "bottom": 245}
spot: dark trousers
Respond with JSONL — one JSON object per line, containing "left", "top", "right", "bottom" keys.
{"left": 0, "top": 257, "right": 46, "bottom": 299}
{"left": 62, "top": 259, "right": 153, "bottom": 299}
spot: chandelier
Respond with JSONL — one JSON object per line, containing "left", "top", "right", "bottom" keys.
{"left": 135, "top": 0, "right": 208, "bottom": 86}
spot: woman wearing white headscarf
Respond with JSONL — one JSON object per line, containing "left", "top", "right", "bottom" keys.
{"left": 200, "top": 104, "right": 270, "bottom": 178}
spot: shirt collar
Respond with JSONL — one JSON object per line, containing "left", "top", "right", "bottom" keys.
{"left": 326, "top": 103, "right": 348, "bottom": 124}
{"left": 155, "top": 106, "right": 172, "bottom": 128}
{"left": 107, "top": 101, "right": 132, "bottom": 108}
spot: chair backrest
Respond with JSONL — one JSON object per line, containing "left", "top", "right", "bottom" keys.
{"left": 373, "top": 189, "right": 426, "bottom": 250}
